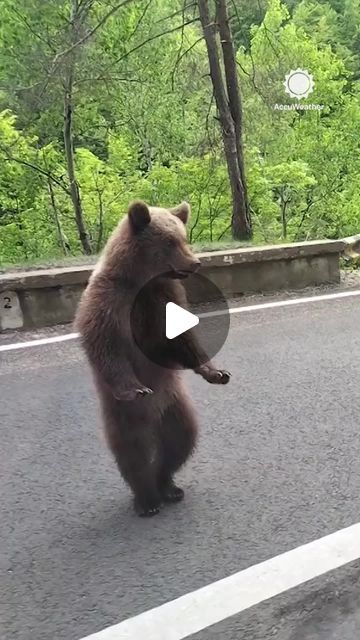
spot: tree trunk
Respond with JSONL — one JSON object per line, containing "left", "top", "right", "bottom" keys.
{"left": 47, "top": 179, "right": 69, "bottom": 255}
{"left": 96, "top": 188, "right": 104, "bottom": 253}
{"left": 281, "top": 199, "right": 288, "bottom": 240}
{"left": 216, "top": 0, "right": 251, "bottom": 237}
{"left": 63, "top": 71, "right": 92, "bottom": 254}
{"left": 197, "top": 0, "right": 252, "bottom": 240}
{"left": 63, "top": 0, "right": 92, "bottom": 255}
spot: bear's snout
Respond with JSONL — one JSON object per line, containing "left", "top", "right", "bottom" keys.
{"left": 169, "top": 256, "right": 201, "bottom": 279}
{"left": 189, "top": 258, "right": 201, "bottom": 272}
{"left": 179, "top": 257, "right": 201, "bottom": 274}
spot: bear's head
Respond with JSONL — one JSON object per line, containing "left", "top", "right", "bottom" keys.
{"left": 113, "top": 200, "right": 201, "bottom": 281}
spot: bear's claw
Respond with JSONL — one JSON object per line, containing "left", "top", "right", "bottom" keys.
{"left": 162, "top": 484, "right": 185, "bottom": 503}
{"left": 135, "top": 499, "right": 161, "bottom": 517}
{"left": 216, "top": 370, "right": 231, "bottom": 384}
{"left": 139, "top": 506, "right": 161, "bottom": 517}
{"left": 136, "top": 386, "right": 154, "bottom": 397}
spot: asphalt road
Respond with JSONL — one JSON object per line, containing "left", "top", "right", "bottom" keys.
{"left": 1, "top": 292, "right": 360, "bottom": 640}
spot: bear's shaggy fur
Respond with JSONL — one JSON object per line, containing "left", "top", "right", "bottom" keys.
{"left": 75, "top": 201, "right": 230, "bottom": 516}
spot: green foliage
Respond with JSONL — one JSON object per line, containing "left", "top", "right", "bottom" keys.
{"left": 1, "top": 0, "right": 360, "bottom": 265}
{"left": 237, "top": 0, "right": 360, "bottom": 243}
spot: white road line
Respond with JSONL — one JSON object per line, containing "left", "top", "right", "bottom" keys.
{"left": 199, "top": 287, "right": 360, "bottom": 318}
{"left": 0, "top": 332, "right": 79, "bottom": 352}
{"left": 1, "top": 288, "right": 360, "bottom": 353}
{"left": 80, "top": 521, "right": 360, "bottom": 640}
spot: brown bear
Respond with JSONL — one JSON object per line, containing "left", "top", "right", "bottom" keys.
{"left": 75, "top": 200, "right": 230, "bottom": 517}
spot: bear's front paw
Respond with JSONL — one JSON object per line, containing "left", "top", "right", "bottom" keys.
{"left": 200, "top": 366, "right": 231, "bottom": 385}
{"left": 113, "top": 386, "right": 154, "bottom": 401}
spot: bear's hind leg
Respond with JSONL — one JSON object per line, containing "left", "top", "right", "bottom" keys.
{"left": 158, "top": 394, "right": 198, "bottom": 503}
{"left": 107, "top": 419, "right": 162, "bottom": 517}
{"left": 116, "top": 448, "right": 162, "bottom": 517}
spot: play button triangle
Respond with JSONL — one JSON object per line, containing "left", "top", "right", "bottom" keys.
{"left": 166, "top": 302, "right": 199, "bottom": 340}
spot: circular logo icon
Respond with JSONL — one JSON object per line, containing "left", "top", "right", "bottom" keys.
{"left": 284, "top": 68, "right": 314, "bottom": 99}
{"left": 130, "top": 272, "right": 230, "bottom": 370}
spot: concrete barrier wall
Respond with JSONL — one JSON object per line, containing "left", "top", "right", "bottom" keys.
{"left": 0, "top": 240, "right": 344, "bottom": 332}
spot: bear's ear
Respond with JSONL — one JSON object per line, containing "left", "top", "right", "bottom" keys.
{"left": 128, "top": 200, "right": 151, "bottom": 232}
{"left": 170, "top": 201, "right": 191, "bottom": 225}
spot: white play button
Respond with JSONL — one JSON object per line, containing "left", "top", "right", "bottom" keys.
{"left": 165, "top": 302, "right": 199, "bottom": 339}
{"left": 131, "top": 272, "right": 230, "bottom": 368}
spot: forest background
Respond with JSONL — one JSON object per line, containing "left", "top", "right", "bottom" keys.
{"left": 1, "top": 0, "right": 360, "bottom": 266}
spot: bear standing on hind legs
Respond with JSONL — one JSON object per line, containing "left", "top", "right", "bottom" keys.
{"left": 75, "top": 200, "right": 231, "bottom": 517}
